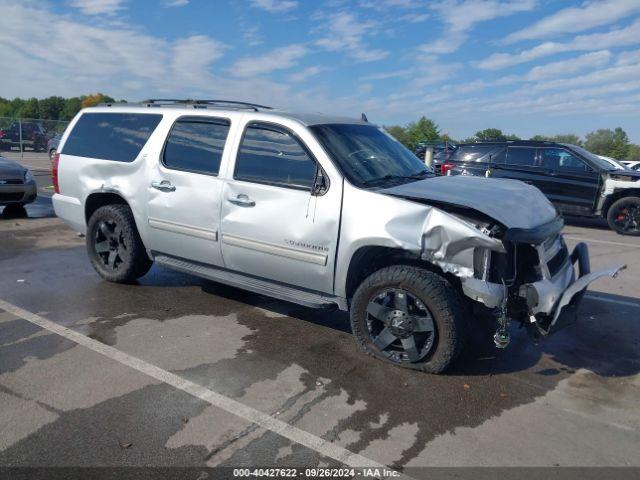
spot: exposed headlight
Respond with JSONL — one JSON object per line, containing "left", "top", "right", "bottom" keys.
{"left": 24, "top": 169, "right": 34, "bottom": 182}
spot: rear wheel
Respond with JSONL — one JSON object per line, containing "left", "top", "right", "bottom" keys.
{"left": 87, "top": 204, "right": 152, "bottom": 282}
{"left": 607, "top": 196, "right": 640, "bottom": 236}
{"left": 350, "top": 265, "right": 467, "bottom": 374}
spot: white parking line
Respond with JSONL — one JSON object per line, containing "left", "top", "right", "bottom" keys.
{"left": 564, "top": 236, "right": 640, "bottom": 249}
{"left": 0, "top": 299, "right": 403, "bottom": 476}
{"left": 584, "top": 294, "right": 640, "bottom": 308}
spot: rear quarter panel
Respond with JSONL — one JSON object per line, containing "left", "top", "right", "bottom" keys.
{"left": 52, "top": 109, "right": 170, "bottom": 239}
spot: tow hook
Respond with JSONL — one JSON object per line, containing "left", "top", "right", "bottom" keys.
{"left": 493, "top": 316, "right": 510, "bottom": 348}
{"left": 493, "top": 286, "right": 510, "bottom": 349}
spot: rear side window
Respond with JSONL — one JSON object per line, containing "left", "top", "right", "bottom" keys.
{"left": 163, "top": 118, "right": 230, "bottom": 175}
{"left": 506, "top": 147, "right": 537, "bottom": 167}
{"left": 62, "top": 113, "right": 162, "bottom": 162}
{"left": 539, "top": 148, "right": 586, "bottom": 171}
{"left": 235, "top": 124, "right": 317, "bottom": 190}
{"left": 451, "top": 145, "right": 504, "bottom": 163}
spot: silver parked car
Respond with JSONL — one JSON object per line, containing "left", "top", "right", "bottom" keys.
{"left": 0, "top": 155, "right": 37, "bottom": 210}
{"left": 52, "top": 100, "right": 624, "bottom": 373}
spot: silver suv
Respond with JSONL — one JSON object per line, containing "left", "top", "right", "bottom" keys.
{"left": 52, "top": 100, "right": 624, "bottom": 373}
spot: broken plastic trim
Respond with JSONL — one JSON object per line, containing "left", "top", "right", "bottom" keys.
{"left": 532, "top": 243, "right": 626, "bottom": 337}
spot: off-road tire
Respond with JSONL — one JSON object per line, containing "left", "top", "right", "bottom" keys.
{"left": 87, "top": 204, "right": 152, "bottom": 283}
{"left": 607, "top": 196, "right": 640, "bottom": 236}
{"left": 350, "top": 265, "right": 467, "bottom": 374}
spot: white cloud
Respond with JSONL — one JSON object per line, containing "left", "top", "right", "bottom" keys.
{"left": 525, "top": 50, "right": 612, "bottom": 81}
{"left": 505, "top": 0, "right": 640, "bottom": 43}
{"left": 476, "top": 18, "right": 640, "bottom": 69}
{"left": 361, "top": 69, "right": 414, "bottom": 81}
{"left": 0, "top": 4, "right": 226, "bottom": 96}
{"left": 358, "top": 0, "right": 419, "bottom": 10}
{"left": 288, "top": 65, "right": 324, "bottom": 82}
{"left": 527, "top": 61, "right": 640, "bottom": 92}
{"left": 243, "top": 25, "right": 263, "bottom": 46}
{"left": 249, "top": 0, "right": 298, "bottom": 13}
{"left": 316, "top": 11, "right": 389, "bottom": 62}
{"left": 165, "top": 0, "right": 189, "bottom": 6}
{"left": 68, "top": 0, "right": 126, "bottom": 15}
{"left": 420, "top": 0, "right": 537, "bottom": 54}
{"left": 616, "top": 48, "right": 640, "bottom": 65}
{"left": 230, "top": 45, "right": 307, "bottom": 77}
{"left": 400, "top": 13, "right": 430, "bottom": 23}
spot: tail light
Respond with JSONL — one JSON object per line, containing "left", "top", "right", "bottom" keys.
{"left": 52, "top": 152, "right": 60, "bottom": 194}
{"left": 440, "top": 162, "right": 455, "bottom": 175}
{"left": 0, "top": 130, "right": 4, "bottom": 139}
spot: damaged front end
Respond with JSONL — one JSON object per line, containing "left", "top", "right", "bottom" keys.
{"left": 410, "top": 205, "right": 625, "bottom": 347}
{"left": 378, "top": 176, "right": 625, "bottom": 349}
{"left": 448, "top": 215, "right": 625, "bottom": 346}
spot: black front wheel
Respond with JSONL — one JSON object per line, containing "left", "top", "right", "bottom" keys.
{"left": 350, "top": 266, "right": 467, "bottom": 374}
{"left": 87, "top": 204, "right": 153, "bottom": 282}
{"left": 607, "top": 197, "right": 640, "bottom": 236}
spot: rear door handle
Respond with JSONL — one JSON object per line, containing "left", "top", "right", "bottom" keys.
{"left": 151, "top": 180, "right": 176, "bottom": 192}
{"left": 227, "top": 193, "right": 255, "bottom": 207}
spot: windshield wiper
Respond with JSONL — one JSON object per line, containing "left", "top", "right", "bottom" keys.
{"left": 362, "top": 170, "right": 431, "bottom": 186}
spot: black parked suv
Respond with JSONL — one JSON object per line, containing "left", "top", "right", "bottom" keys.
{"left": 443, "top": 141, "right": 640, "bottom": 235}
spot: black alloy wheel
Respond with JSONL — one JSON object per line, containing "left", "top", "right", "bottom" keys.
{"left": 607, "top": 197, "right": 640, "bottom": 236}
{"left": 93, "top": 219, "right": 128, "bottom": 271}
{"left": 365, "top": 288, "right": 435, "bottom": 363}
{"left": 87, "top": 204, "right": 153, "bottom": 282}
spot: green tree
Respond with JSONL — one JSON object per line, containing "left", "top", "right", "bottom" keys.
{"left": 474, "top": 128, "right": 506, "bottom": 142}
{"left": 38, "top": 96, "right": 66, "bottom": 120}
{"left": 531, "top": 133, "right": 582, "bottom": 145}
{"left": 405, "top": 116, "right": 440, "bottom": 150}
{"left": 384, "top": 125, "right": 410, "bottom": 148}
{"left": 18, "top": 97, "right": 40, "bottom": 119}
{"left": 60, "top": 97, "right": 82, "bottom": 120}
{"left": 585, "top": 127, "right": 630, "bottom": 159}
{"left": 626, "top": 144, "right": 640, "bottom": 161}
{"left": 610, "top": 127, "right": 630, "bottom": 159}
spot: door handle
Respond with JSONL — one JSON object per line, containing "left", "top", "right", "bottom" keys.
{"left": 151, "top": 180, "right": 176, "bottom": 192}
{"left": 227, "top": 193, "right": 255, "bottom": 207}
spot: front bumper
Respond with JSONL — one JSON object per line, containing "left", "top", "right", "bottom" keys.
{"left": 0, "top": 180, "right": 37, "bottom": 206}
{"left": 520, "top": 242, "right": 625, "bottom": 336}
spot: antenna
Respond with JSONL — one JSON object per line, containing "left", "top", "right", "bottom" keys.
{"left": 361, "top": 113, "right": 368, "bottom": 122}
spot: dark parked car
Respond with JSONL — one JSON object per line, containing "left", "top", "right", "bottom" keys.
{"left": 442, "top": 141, "right": 640, "bottom": 235}
{"left": 0, "top": 155, "right": 37, "bottom": 211}
{"left": 48, "top": 133, "right": 62, "bottom": 161}
{"left": 0, "top": 121, "right": 49, "bottom": 152}
{"left": 414, "top": 142, "right": 457, "bottom": 172}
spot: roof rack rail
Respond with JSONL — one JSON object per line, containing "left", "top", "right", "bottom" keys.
{"left": 139, "top": 99, "right": 274, "bottom": 111}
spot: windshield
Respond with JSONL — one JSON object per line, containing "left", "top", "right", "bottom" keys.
{"left": 564, "top": 144, "right": 619, "bottom": 171}
{"left": 310, "top": 123, "right": 432, "bottom": 187}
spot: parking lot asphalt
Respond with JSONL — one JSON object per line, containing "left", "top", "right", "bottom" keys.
{"left": 1, "top": 155, "right": 639, "bottom": 475}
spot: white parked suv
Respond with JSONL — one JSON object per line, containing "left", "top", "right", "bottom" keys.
{"left": 52, "top": 100, "right": 624, "bottom": 373}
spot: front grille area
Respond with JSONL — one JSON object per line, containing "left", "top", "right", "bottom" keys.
{"left": 0, "top": 192, "right": 24, "bottom": 202}
{"left": 542, "top": 235, "right": 569, "bottom": 278}
{"left": 547, "top": 244, "right": 569, "bottom": 277}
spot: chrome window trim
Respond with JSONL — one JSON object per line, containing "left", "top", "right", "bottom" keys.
{"left": 148, "top": 217, "right": 218, "bottom": 241}
{"left": 222, "top": 233, "right": 327, "bottom": 266}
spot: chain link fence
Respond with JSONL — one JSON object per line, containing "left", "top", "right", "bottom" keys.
{"left": 0, "top": 117, "right": 70, "bottom": 171}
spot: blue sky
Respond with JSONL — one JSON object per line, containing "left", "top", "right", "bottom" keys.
{"left": 1, "top": 0, "right": 639, "bottom": 141}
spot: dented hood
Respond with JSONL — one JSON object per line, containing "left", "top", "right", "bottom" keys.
{"left": 381, "top": 175, "right": 558, "bottom": 229}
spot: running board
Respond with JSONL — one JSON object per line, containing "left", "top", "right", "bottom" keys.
{"left": 154, "top": 255, "right": 345, "bottom": 310}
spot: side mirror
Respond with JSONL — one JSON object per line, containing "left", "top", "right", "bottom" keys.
{"left": 312, "top": 167, "right": 329, "bottom": 196}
